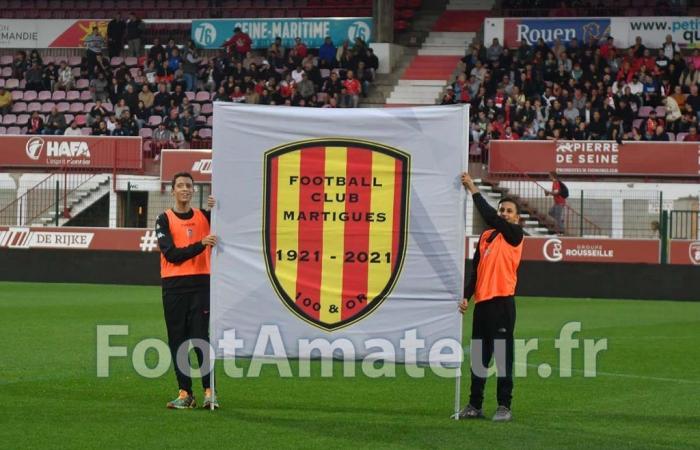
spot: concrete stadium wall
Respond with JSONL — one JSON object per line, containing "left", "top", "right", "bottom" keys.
{"left": 1, "top": 250, "right": 698, "bottom": 301}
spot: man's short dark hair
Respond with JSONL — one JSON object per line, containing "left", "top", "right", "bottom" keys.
{"left": 498, "top": 197, "right": 520, "bottom": 214}
{"left": 171, "top": 172, "right": 194, "bottom": 188}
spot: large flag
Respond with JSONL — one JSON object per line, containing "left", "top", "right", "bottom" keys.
{"left": 211, "top": 103, "right": 468, "bottom": 364}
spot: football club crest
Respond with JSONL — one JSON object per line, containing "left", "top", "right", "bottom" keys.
{"left": 689, "top": 241, "right": 700, "bottom": 265}
{"left": 262, "top": 138, "right": 410, "bottom": 331}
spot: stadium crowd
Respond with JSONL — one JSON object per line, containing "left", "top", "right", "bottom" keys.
{"left": 0, "top": 21, "right": 378, "bottom": 154}
{"left": 445, "top": 32, "right": 700, "bottom": 159}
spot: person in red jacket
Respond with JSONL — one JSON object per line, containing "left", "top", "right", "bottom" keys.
{"left": 341, "top": 70, "right": 361, "bottom": 108}
{"left": 458, "top": 172, "right": 523, "bottom": 422}
{"left": 223, "top": 27, "right": 252, "bottom": 60}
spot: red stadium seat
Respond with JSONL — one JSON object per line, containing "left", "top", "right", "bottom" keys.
{"left": 38, "top": 91, "right": 52, "bottom": 101}
{"left": 79, "top": 91, "right": 92, "bottom": 101}
{"left": 56, "top": 102, "right": 70, "bottom": 112}
{"left": 11, "top": 102, "right": 27, "bottom": 113}
{"left": 52, "top": 91, "right": 66, "bottom": 101}
{"left": 66, "top": 90, "right": 80, "bottom": 102}
{"left": 2, "top": 114, "right": 17, "bottom": 125}
{"left": 27, "top": 102, "right": 41, "bottom": 113}
{"left": 16, "top": 114, "right": 29, "bottom": 126}
{"left": 11, "top": 90, "right": 23, "bottom": 101}
{"left": 41, "top": 102, "right": 57, "bottom": 113}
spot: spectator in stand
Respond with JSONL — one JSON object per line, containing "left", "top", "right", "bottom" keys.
{"left": 25, "top": 62, "right": 44, "bottom": 91}
{"left": 112, "top": 120, "right": 128, "bottom": 136}
{"left": 149, "top": 37, "right": 166, "bottom": 63}
{"left": 93, "top": 120, "right": 109, "bottom": 136}
{"left": 545, "top": 172, "right": 566, "bottom": 234}
{"left": 12, "top": 50, "right": 28, "bottom": 79}
{"left": 139, "top": 84, "right": 154, "bottom": 113}
{"left": 84, "top": 26, "right": 105, "bottom": 79}
{"left": 44, "top": 107, "right": 67, "bottom": 135}
{"left": 168, "top": 47, "right": 183, "bottom": 74}
{"left": 27, "top": 112, "right": 44, "bottom": 135}
{"left": 153, "top": 122, "right": 171, "bottom": 155}
{"left": 87, "top": 100, "right": 109, "bottom": 126}
{"left": 107, "top": 12, "right": 126, "bottom": 58}
{"left": 153, "top": 83, "right": 171, "bottom": 116}
{"left": 64, "top": 120, "right": 82, "bottom": 136}
{"left": 0, "top": 86, "right": 11, "bottom": 115}
{"left": 294, "top": 37, "right": 308, "bottom": 59}
{"left": 651, "top": 124, "right": 670, "bottom": 141}
{"left": 182, "top": 41, "right": 202, "bottom": 93}
{"left": 121, "top": 110, "right": 139, "bottom": 135}
{"left": 42, "top": 61, "right": 57, "bottom": 91}
{"left": 223, "top": 27, "right": 252, "bottom": 61}
{"left": 170, "top": 126, "right": 185, "bottom": 148}
{"left": 319, "top": 36, "right": 336, "bottom": 68}
{"left": 664, "top": 95, "right": 682, "bottom": 131}
{"left": 114, "top": 98, "right": 129, "bottom": 118}
{"left": 297, "top": 71, "right": 315, "bottom": 100}
{"left": 134, "top": 100, "right": 149, "bottom": 129}
{"left": 54, "top": 61, "right": 75, "bottom": 92}
{"left": 125, "top": 12, "right": 145, "bottom": 57}
{"left": 341, "top": 70, "right": 361, "bottom": 108}
{"left": 122, "top": 83, "right": 139, "bottom": 112}
{"left": 684, "top": 125, "right": 700, "bottom": 141}
{"left": 164, "top": 108, "right": 182, "bottom": 130}
{"left": 90, "top": 72, "right": 109, "bottom": 102}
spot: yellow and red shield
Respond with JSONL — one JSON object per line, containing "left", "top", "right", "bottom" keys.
{"left": 263, "top": 138, "right": 410, "bottom": 331}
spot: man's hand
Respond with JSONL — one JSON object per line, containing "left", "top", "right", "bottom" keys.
{"left": 201, "top": 235, "right": 217, "bottom": 247}
{"left": 458, "top": 299, "right": 469, "bottom": 314}
{"left": 461, "top": 172, "right": 479, "bottom": 194}
{"left": 207, "top": 195, "right": 216, "bottom": 209}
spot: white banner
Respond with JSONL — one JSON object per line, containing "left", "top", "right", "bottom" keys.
{"left": 210, "top": 103, "right": 468, "bottom": 364}
{"left": 611, "top": 17, "right": 700, "bottom": 49}
{"left": 0, "top": 19, "right": 109, "bottom": 48}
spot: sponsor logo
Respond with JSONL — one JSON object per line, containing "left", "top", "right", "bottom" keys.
{"left": 139, "top": 230, "right": 159, "bottom": 252}
{"left": 543, "top": 238, "right": 563, "bottom": 262}
{"left": 348, "top": 21, "right": 370, "bottom": 41}
{"left": 47, "top": 141, "right": 91, "bottom": 159}
{"left": 263, "top": 138, "right": 410, "bottom": 331}
{"left": 193, "top": 22, "right": 217, "bottom": 46}
{"left": 26, "top": 137, "right": 44, "bottom": 160}
{"left": 688, "top": 241, "right": 700, "bottom": 265}
{"left": 0, "top": 227, "right": 93, "bottom": 249}
{"left": 192, "top": 159, "right": 213, "bottom": 174}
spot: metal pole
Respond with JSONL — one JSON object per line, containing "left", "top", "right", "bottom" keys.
{"left": 125, "top": 181, "right": 131, "bottom": 227}
{"left": 660, "top": 210, "right": 668, "bottom": 264}
{"left": 54, "top": 180, "right": 59, "bottom": 226}
{"left": 199, "top": 184, "right": 204, "bottom": 209}
{"left": 579, "top": 190, "right": 584, "bottom": 237}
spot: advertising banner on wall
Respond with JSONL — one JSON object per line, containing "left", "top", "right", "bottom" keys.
{"left": 669, "top": 240, "right": 700, "bottom": 265}
{"left": 191, "top": 17, "right": 372, "bottom": 49}
{"left": 488, "top": 140, "right": 700, "bottom": 177}
{"left": 0, "top": 19, "right": 109, "bottom": 48}
{"left": 484, "top": 17, "right": 611, "bottom": 47}
{"left": 0, "top": 226, "right": 159, "bottom": 252}
{"left": 0, "top": 135, "right": 142, "bottom": 170}
{"left": 467, "top": 235, "right": 660, "bottom": 264}
{"left": 160, "top": 149, "right": 212, "bottom": 184}
{"left": 610, "top": 17, "right": 700, "bottom": 49}
{"left": 485, "top": 17, "right": 700, "bottom": 49}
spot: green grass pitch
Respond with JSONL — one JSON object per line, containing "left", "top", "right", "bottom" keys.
{"left": 1, "top": 282, "right": 699, "bottom": 449}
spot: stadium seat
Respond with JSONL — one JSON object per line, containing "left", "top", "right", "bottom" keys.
{"left": 1, "top": 67, "right": 12, "bottom": 77}
{"left": 0, "top": 79, "right": 4, "bottom": 88}
{"left": 75, "top": 114, "right": 86, "bottom": 126}
{"left": 16, "top": 114, "right": 29, "bottom": 126}
{"left": 2, "top": 114, "right": 17, "bottom": 125}
{"left": 41, "top": 102, "right": 56, "bottom": 113}
{"left": 199, "top": 128, "right": 212, "bottom": 139}
{"left": 79, "top": 91, "right": 92, "bottom": 101}
{"left": 0, "top": 126, "right": 6, "bottom": 134}
{"left": 66, "top": 90, "right": 80, "bottom": 102}
{"left": 195, "top": 91, "right": 210, "bottom": 102}
{"left": 24, "top": 90, "right": 38, "bottom": 102}
{"left": 84, "top": 102, "right": 95, "bottom": 113}
{"left": 638, "top": 106, "right": 653, "bottom": 118}
{"left": 676, "top": 132, "right": 688, "bottom": 141}
{"left": 11, "top": 90, "right": 23, "bottom": 101}
{"left": 5, "top": 78, "right": 19, "bottom": 89}
{"left": 201, "top": 103, "right": 213, "bottom": 115}
{"left": 139, "top": 128, "right": 152, "bottom": 138}
{"left": 0, "top": 55, "right": 13, "bottom": 66}
{"left": 185, "top": 91, "right": 195, "bottom": 102}
{"left": 6, "top": 126, "right": 21, "bottom": 134}
{"left": 632, "top": 118, "right": 643, "bottom": 130}
{"left": 655, "top": 106, "right": 666, "bottom": 117}
{"left": 147, "top": 115, "right": 162, "bottom": 126}
{"left": 76, "top": 79, "right": 90, "bottom": 90}
{"left": 125, "top": 57, "right": 138, "bottom": 67}
{"left": 103, "top": 102, "right": 113, "bottom": 112}
{"left": 27, "top": 102, "right": 41, "bottom": 113}
{"left": 65, "top": 114, "right": 74, "bottom": 124}
{"left": 71, "top": 67, "right": 81, "bottom": 78}
{"left": 56, "top": 102, "right": 70, "bottom": 112}
{"left": 206, "top": 116, "right": 213, "bottom": 127}
{"left": 666, "top": 132, "right": 674, "bottom": 141}
{"left": 110, "top": 57, "right": 124, "bottom": 67}
{"left": 68, "top": 56, "right": 82, "bottom": 67}
{"left": 11, "top": 102, "right": 27, "bottom": 113}
{"left": 38, "top": 91, "right": 52, "bottom": 101}
{"left": 69, "top": 102, "right": 85, "bottom": 113}
{"left": 52, "top": 91, "right": 66, "bottom": 101}
{"left": 81, "top": 127, "right": 91, "bottom": 135}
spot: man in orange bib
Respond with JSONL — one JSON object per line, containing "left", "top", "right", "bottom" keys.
{"left": 156, "top": 172, "right": 218, "bottom": 409}
{"left": 458, "top": 173, "right": 523, "bottom": 422}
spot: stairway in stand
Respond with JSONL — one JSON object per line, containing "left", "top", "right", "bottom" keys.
{"left": 385, "top": 0, "right": 493, "bottom": 107}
